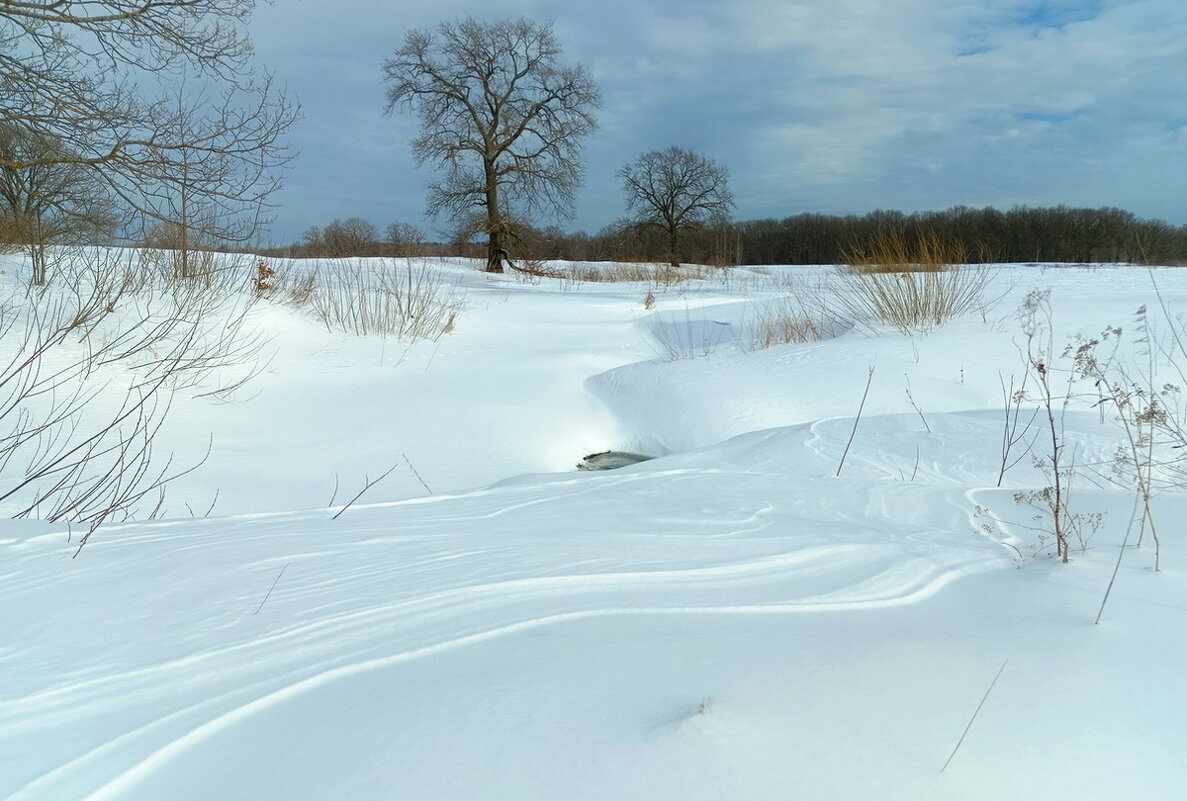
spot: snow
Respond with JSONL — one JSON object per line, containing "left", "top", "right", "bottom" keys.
{"left": 3, "top": 256, "right": 1186, "bottom": 799}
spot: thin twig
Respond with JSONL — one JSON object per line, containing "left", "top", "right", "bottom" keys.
{"left": 940, "top": 659, "right": 1009, "bottom": 773}
{"left": 1095, "top": 494, "right": 1141, "bottom": 625}
{"left": 904, "top": 374, "right": 930, "bottom": 432}
{"left": 836, "top": 366, "right": 875, "bottom": 477}
{"left": 253, "top": 562, "right": 291, "bottom": 615}
{"left": 201, "top": 488, "right": 219, "bottom": 518}
{"left": 997, "top": 372, "right": 1040, "bottom": 487}
{"left": 403, "top": 452, "right": 433, "bottom": 495}
{"left": 331, "top": 461, "right": 400, "bottom": 520}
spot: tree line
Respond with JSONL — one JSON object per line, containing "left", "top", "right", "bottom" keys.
{"left": 533, "top": 204, "right": 1187, "bottom": 266}
{"left": 728, "top": 205, "right": 1187, "bottom": 266}
{"left": 280, "top": 204, "right": 1186, "bottom": 267}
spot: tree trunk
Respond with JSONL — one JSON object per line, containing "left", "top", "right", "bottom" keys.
{"left": 178, "top": 170, "right": 190, "bottom": 280}
{"left": 486, "top": 229, "right": 507, "bottom": 273}
{"left": 30, "top": 244, "right": 47, "bottom": 286}
{"left": 483, "top": 161, "right": 505, "bottom": 273}
{"left": 30, "top": 213, "right": 47, "bottom": 285}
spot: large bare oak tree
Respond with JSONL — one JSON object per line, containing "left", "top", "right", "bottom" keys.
{"left": 383, "top": 17, "right": 600, "bottom": 273}
{"left": 619, "top": 146, "right": 734, "bottom": 266}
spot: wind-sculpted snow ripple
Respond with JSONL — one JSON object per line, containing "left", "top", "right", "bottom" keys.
{"left": 0, "top": 424, "right": 1010, "bottom": 801}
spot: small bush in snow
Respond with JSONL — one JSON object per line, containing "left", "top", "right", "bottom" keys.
{"left": 741, "top": 296, "right": 827, "bottom": 350}
{"left": 832, "top": 232, "right": 995, "bottom": 333}
{"left": 266, "top": 257, "right": 461, "bottom": 342}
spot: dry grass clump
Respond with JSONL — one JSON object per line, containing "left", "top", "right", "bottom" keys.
{"left": 604, "top": 262, "right": 711, "bottom": 285}
{"left": 745, "top": 298, "right": 825, "bottom": 350}
{"left": 265, "top": 258, "right": 461, "bottom": 342}
{"left": 842, "top": 231, "right": 967, "bottom": 274}
{"left": 258, "top": 258, "right": 316, "bottom": 305}
{"left": 515, "top": 260, "right": 713, "bottom": 287}
{"left": 832, "top": 232, "right": 994, "bottom": 333}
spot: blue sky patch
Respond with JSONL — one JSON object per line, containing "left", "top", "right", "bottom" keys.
{"left": 1018, "top": 110, "right": 1084, "bottom": 123}
{"left": 956, "top": 43, "right": 993, "bottom": 57}
{"left": 1013, "top": 1, "right": 1105, "bottom": 30}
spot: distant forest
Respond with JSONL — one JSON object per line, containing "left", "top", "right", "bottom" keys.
{"left": 729, "top": 205, "right": 1187, "bottom": 266}
{"left": 554, "top": 205, "right": 1187, "bottom": 266}
{"left": 272, "top": 205, "right": 1187, "bottom": 266}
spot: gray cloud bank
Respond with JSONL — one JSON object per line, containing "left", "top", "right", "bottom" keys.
{"left": 251, "top": 0, "right": 1186, "bottom": 243}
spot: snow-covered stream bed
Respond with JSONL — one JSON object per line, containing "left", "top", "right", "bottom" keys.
{"left": 2, "top": 257, "right": 1185, "bottom": 799}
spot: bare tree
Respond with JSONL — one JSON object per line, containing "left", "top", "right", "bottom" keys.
{"left": 386, "top": 221, "right": 424, "bottom": 257}
{"left": 0, "top": 2, "right": 297, "bottom": 255}
{"left": 137, "top": 218, "right": 217, "bottom": 281}
{"left": 299, "top": 218, "right": 381, "bottom": 258}
{"left": 302, "top": 217, "right": 379, "bottom": 258}
{"left": 327, "top": 218, "right": 379, "bottom": 257}
{"left": 300, "top": 225, "right": 326, "bottom": 255}
{"left": 382, "top": 17, "right": 600, "bottom": 273}
{"left": 0, "top": 125, "right": 118, "bottom": 284}
{"left": 619, "top": 146, "right": 735, "bottom": 266}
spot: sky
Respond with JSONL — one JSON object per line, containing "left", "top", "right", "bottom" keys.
{"left": 248, "top": 0, "right": 1187, "bottom": 244}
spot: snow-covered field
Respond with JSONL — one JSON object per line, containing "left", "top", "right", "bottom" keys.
{"left": 3, "top": 255, "right": 1186, "bottom": 800}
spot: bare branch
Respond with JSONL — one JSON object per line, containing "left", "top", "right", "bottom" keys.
{"left": 0, "top": 0, "right": 297, "bottom": 269}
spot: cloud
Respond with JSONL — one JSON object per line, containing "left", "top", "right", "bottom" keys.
{"left": 247, "top": 0, "right": 1187, "bottom": 242}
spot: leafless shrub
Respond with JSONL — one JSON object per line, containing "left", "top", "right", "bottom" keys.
{"left": 1017, "top": 289, "right": 1086, "bottom": 562}
{"left": 1075, "top": 297, "right": 1186, "bottom": 616}
{"left": 1141, "top": 271, "right": 1187, "bottom": 489}
{"left": 558, "top": 264, "right": 603, "bottom": 283}
{"left": 1069, "top": 306, "right": 1180, "bottom": 572}
{"left": 978, "top": 289, "right": 1103, "bottom": 563}
{"left": 260, "top": 258, "right": 317, "bottom": 306}
{"left": 0, "top": 248, "right": 270, "bottom": 547}
{"left": 296, "top": 258, "right": 462, "bottom": 341}
{"left": 608, "top": 262, "right": 712, "bottom": 286}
